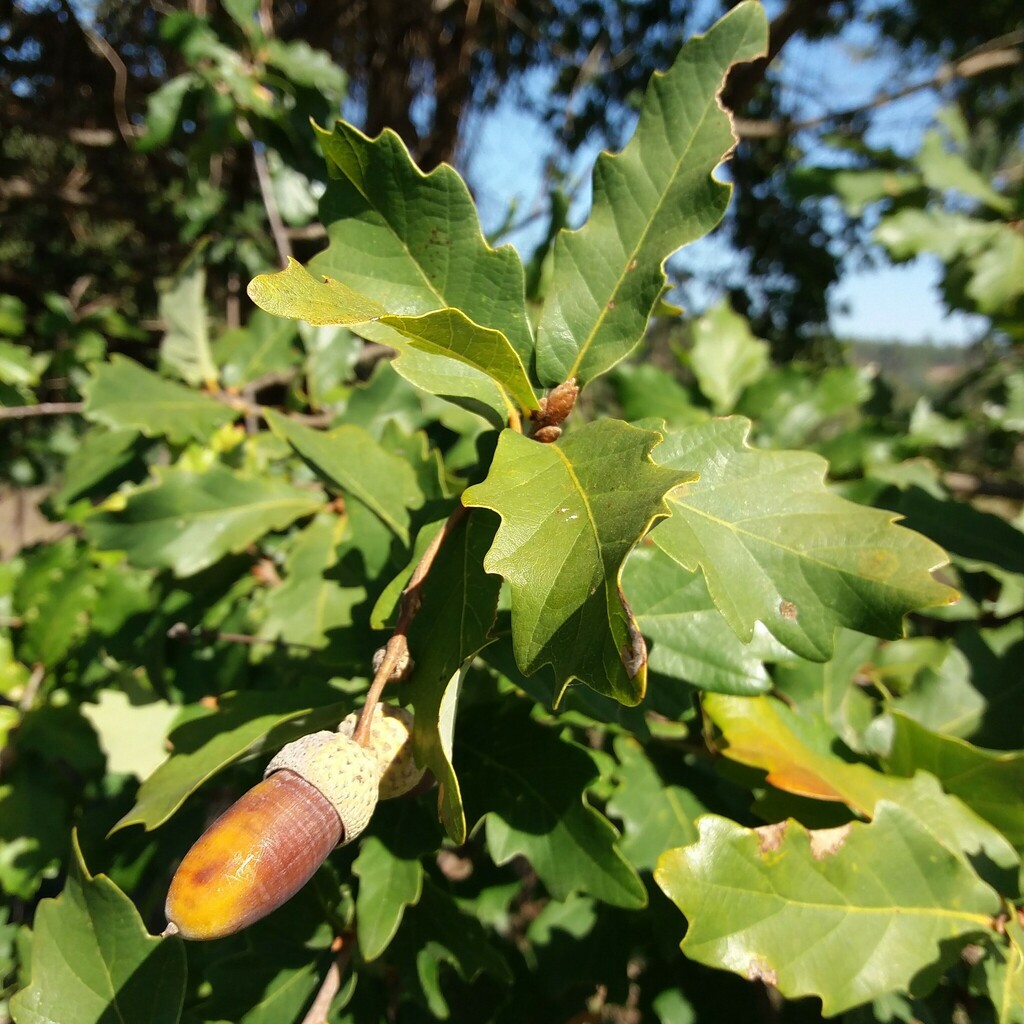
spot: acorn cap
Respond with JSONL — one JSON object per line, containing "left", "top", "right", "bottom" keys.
{"left": 338, "top": 704, "right": 425, "bottom": 800}
{"left": 264, "top": 730, "right": 379, "bottom": 844}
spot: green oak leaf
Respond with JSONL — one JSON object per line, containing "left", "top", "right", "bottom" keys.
{"left": 353, "top": 835, "right": 424, "bottom": 962}
{"left": 264, "top": 409, "right": 421, "bottom": 544}
{"left": 249, "top": 258, "right": 538, "bottom": 418}
{"left": 655, "top": 804, "right": 1000, "bottom": 1015}
{"left": 53, "top": 427, "right": 140, "bottom": 509}
{"left": 535, "top": 2, "right": 768, "bottom": 386}
{"left": 606, "top": 736, "right": 704, "bottom": 872}
{"left": 0, "top": 768, "right": 67, "bottom": 899}
{"left": 82, "top": 355, "right": 238, "bottom": 443}
{"left": 214, "top": 308, "right": 299, "bottom": 388}
{"left": 9, "top": 833, "right": 186, "bottom": 1024}
{"left": 403, "top": 509, "right": 502, "bottom": 843}
{"left": 772, "top": 628, "right": 878, "bottom": 751}
{"left": 158, "top": 265, "right": 217, "bottom": 386}
{"left": 463, "top": 421, "right": 693, "bottom": 706}
{"left": 312, "top": 119, "right": 534, "bottom": 368}
{"left": 623, "top": 543, "right": 782, "bottom": 695}
{"left": 876, "top": 209, "right": 1024, "bottom": 315}
{"left": 0, "top": 340, "right": 47, "bottom": 387}
{"left": 704, "top": 693, "right": 1019, "bottom": 885}
{"left": 652, "top": 417, "right": 957, "bottom": 661}
{"left": 460, "top": 701, "right": 646, "bottom": 909}
{"left": 80, "top": 690, "right": 179, "bottom": 779}
{"left": 389, "top": 879, "right": 512, "bottom": 1019}
{"left": 883, "top": 711, "right": 1024, "bottom": 849}
{"left": 256, "top": 514, "right": 365, "bottom": 649}
{"left": 689, "top": 300, "right": 769, "bottom": 413}
{"left": 112, "top": 690, "right": 351, "bottom": 832}
{"left": 972, "top": 918, "right": 1024, "bottom": 1024}
{"left": 14, "top": 537, "right": 100, "bottom": 667}
{"left": 85, "top": 462, "right": 323, "bottom": 577}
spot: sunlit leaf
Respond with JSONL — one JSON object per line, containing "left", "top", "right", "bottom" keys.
{"left": 112, "top": 690, "right": 351, "bottom": 832}
{"left": 655, "top": 805, "right": 1000, "bottom": 1015}
{"left": 249, "top": 258, "right": 538, "bottom": 417}
{"left": 535, "top": 2, "right": 768, "bottom": 386}
{"left": 9, "top": 834, "right": 186, "bottom": 1024}
{"left": 652, "top": 417, "right": 957, "bottom": 660}
{"left": 85, "top": 462, "right": 323, "bottom": 577}
{"left": 82, "top": 355, "right": 238, "bottom": 444}
{"left": 463, "top": 421, "right": 692, "bottom": 705}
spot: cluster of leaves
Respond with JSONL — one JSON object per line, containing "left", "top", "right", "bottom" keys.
{"left": 2, "top": 3, "right": 1023, "bottom": 1023}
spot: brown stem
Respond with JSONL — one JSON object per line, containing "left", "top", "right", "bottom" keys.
{"left": 166, "top": 622, "right": 321, "bottom": 652}
{"left": 351, "top": 504, "right": 469, "bottom": 746}
{"left": 299, "top": 938, "right": 354, "bottom": 1024}
{"left": 734, "top": 41, "right": 1022, "bottom": 138}
{"left": 238, "top": 118, "right": 292, "bottom": 266}
{"left": 19, "top": 663, "right": 45, "bottom": 712}
{"left": 0, "top": 402, "right": 85, "bottom": 421}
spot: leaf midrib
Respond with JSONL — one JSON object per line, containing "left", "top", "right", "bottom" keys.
{"left": 565, "top": 57, "right": 730, "bottom": 380}
{"left": 687, "top": 876, "right": 993, "bottom": 925}
{"left": 671, "top": 496, "right": 934, "bottom": 598}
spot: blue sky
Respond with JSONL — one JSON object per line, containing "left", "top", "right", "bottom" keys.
{"left": 459, "top": 4, "right": 992, "bottom": 347}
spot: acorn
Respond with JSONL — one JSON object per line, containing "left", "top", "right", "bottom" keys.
{"left": 164, "top": 730, "right": 380, "bottom": 941}
{"left": 338, "top": 703, "right": 425, "bottom": 799}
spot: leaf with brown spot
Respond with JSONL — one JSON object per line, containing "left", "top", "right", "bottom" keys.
{"left": 652, "top": 417, "right": 957, "bottom": 661}
{"left": 703, "top": 693, "right": 1020, "bottom": 885}
{"left": 655, "top": 806, "right": 1000, "bottom": 1015}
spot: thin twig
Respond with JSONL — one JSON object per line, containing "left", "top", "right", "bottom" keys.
{"left": 238, "top": 118, "right": 292, "bottom": 266}
{"left": 300, "top": 938, "right": 354, "bottom": 1024}
{"left": 166, "top": 622, "right": 322, "bottom": 652}
{"left": 735, "top": 44, "right": 1022, "bottom": 139}
{"left": 19, "top": 663, "right": 45, "bottom": 712}
{"left": 72, "top": 5, "right": 138, "bottom": 145}
{"left": 0, "top": 402, "right": 84, "bottom": 421}
{"left": 352, "top": 504, "right": 469, "bottom": 746}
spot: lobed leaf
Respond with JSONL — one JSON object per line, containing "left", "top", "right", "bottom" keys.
{"left": 883, "top": 712, "right": 1024, "bottom": 849}
{"left": 113, "top": 690, "right": 351, "bottom": 833}
{"left": 535, "top": 1, "right": 768, "bottom": 386}
{"left": 158, "top": 266, "right": 217, "bottom": 387}
{"left": 655, "top": 804, "right": 1000, "bottom": 1015}
{"left": 312, "top": 120, "right": 535, "bottom": 367}
{"left": 460, "top": 702, "right": 646, "bottom": 909}
{"left": 264, "top": 409, "right": 421, "bottom": 543}
{"left": 623, "top": 543, "right": 781, "bottom": 695}
{"left": 353, "top": 836, "right": 424, "bottom": 962}
{"left": 249, "top": 259, "right": 537, "bottom": 419}
{"left": 85, "top": 462, "right": 323, "bottom": 577}
{"left": 9, "top": 834, "right": 186, "bottom": 1024}
{"left": 82, "top": 355, "right": 238, "bottom": 444}
{"left": 463, "top": 421, "right": 693, "bottom": 706}
{"left": 606, "top": 736, "right": 704, "bottom": 872}
{"left": 256, "top": 513, "right": 365, "bottom": 649}
{"left": 652, "top": 417, "right": 957, "bottom": 661}
{"left": 703, "top": 693, "right": 1020, "bottom": 883}
{"left": 688, "top": 300, "right": 769, "bottom": 413}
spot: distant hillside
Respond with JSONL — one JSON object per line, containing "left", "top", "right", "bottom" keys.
{"left": 842, "top": 338, "right": 981, "bottom": 405}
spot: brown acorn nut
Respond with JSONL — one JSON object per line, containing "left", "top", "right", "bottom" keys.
{"left": 338, "top": 703, "right": 425, "bottom": 799}
{"left": 164, "top": 731, "right": 379, "bottom": 941}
